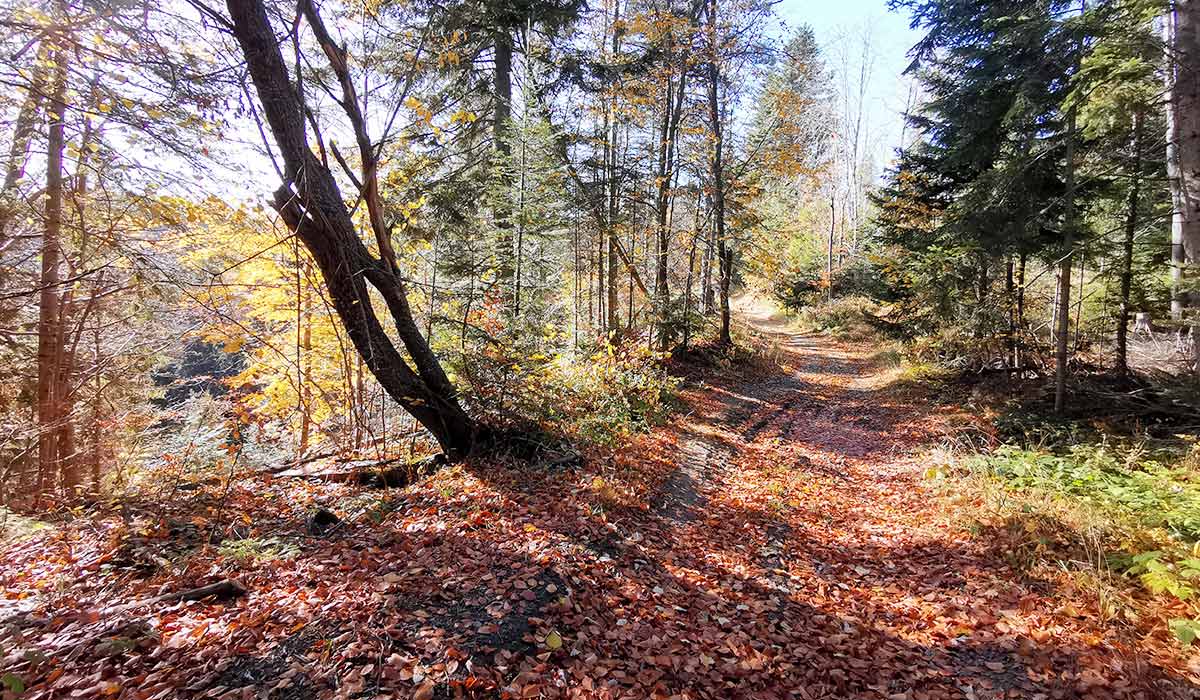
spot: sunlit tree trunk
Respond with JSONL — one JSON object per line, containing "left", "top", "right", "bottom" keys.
{"left": 706, "top": 0, "right": 731, "bottom": 346}
{"left": 37, "top": 50, "right": 68, "bottom": 500}
{"left": 1166, "top": 0, "right": 1200, "bottom": 368}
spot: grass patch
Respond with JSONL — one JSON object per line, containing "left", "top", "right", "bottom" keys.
{"left": 0, "top": 507, "right": 52, "bottom": 543}
{"left": 974, "top": 443, "right": 1200, "bottom": 542}
{"left": 217, "top": 536, "right": 300, "bottom": 563}
{"left": 937, "top": 438, "right": 1200, "bottom": 646}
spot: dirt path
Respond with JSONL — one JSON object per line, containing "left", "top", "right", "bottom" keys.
{"left": 637, "top": 299, "right": 1195, "bottom": 699}
{"left": 6, "top": 303, "right": 1197, "bottom": 700}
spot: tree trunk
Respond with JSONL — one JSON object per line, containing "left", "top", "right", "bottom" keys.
{"left": 89, "top": 328, "right": 102, "bottom": 495}
{"left": 298, "top": 277, "right": 312, "bottom": 458}
{"left": 683, "top": 193, "right": 699, "bottom": 350}
{"left": 976, "top": 256, "right": 989, "bottom": 305}
{"left": 706, "top": 0, "right": 731, "bottom": 346}
{"left": 1073, "top": 255, "right": 1085, "bottom": 348}
{"left": 1116, "top": 113, "right": 1144, "bottom": 375}
{"left": 654, "top": 50, "right": 687, "bottom": 350}
{"left": 1054, "top": 107, "right": 1077, "bottom": 414}
{"left": 493, "top": 34, "right": 514, "bottom": 303}
{"left": 1005, "top": 256, "right": 1016, "bottom": 366}
{"left": 37, "top": 50, "right": 68, "bottom": 500}
{"left": 1167, "top": 0, "right": 1200, "bottom": 368}
{"left": 226, "top": 0, "right": 478, "bottom": 458}
{"left": 828, "top": 194, "right": 835, "bottom": 303}
{"left": 1016, "top": 251, "right": 1026, "bottom": 369}
{"left": 514, "top": 102, "right": 527, "bottom": 318}
{"left": 605, "top": 0, "right": 622, "bottom": 335}
{"left": 596, "top": 225, "right": 604, "bottom": 330}
{"left": 572, "top": 221, "right": 580, "bottom": 346}
{"left": 701, "top": 196, "right": 714, "bottom": 313}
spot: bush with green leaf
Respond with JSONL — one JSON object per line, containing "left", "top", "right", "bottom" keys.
{"left": 458, "top": 332, "right": 679, "bottom": 446}
{"left": 977, "top": 444, "right": 1200, "bottom": 542}
{"left": 794, "top": 296, "right": 880, "bottom": 340}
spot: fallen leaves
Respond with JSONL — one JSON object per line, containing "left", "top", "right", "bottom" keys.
{"left": 1, "top": 333, "right": 1197, "bottom": 699}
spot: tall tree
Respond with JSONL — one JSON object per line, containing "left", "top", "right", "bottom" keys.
{"left": 882, "top": 0, "right": 1083, "bottom": 370}
{"left": 1165, "top": 0, "right": 1200, "bottom": 367}
{"left": 705, "top": 0, "right": 731, "bottom": 345}
{"left": 36, "top": 43, "right": 68, "bottom": 497}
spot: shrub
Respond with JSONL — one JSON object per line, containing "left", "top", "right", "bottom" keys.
{"left": 460, "top": 337, "right": 679, "bottom": 445}
{"left": 772, "top": 258, "right": 890, "bottom": 312}
{"left": 794, "top": 296, "right": 879, "bottom": 340}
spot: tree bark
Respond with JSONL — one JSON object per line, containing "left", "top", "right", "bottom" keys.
{"left": 828, "top": 194, "right": 835, "bottom": 303}
{"left": 701, "top": 196, "right": 714, "bottom": 313}
{"left": 604, "top": 0, "right": 622, "bottom": 335}
{"left": 1016, "top": 251, "right": 1026, "bottom": 369}
{"left": 1054, "top": 107, "right": 1077, "bottom": 414}
{"left": 654, "top": 48, "right": 687, "bottom": 350}
{"left": 226, "top": 0, "right": 478, "bottom": 458}
{"left": 494, "top": 33, "right": 514, "bottom": 303}
{"left": 706, "top": 0, "right": 731, "bottom": 346}
{"left": 683, "top": 191, "right": 700, "bottom": 350}
{"left": 37, "top": 49, "right": 68, "bottom": 500}
{"left": 1116, "top": 112, "right": 1144, "bottom": 375}
{"left": 1166, "top": 0, "right": 1200, "bottom": 368}
{"left": 1005, "top": 256, "right": 1016, "bottom": 366}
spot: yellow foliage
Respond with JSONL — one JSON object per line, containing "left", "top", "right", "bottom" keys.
{"left": 167, "top": 197, "right": 374, "bottom": 450}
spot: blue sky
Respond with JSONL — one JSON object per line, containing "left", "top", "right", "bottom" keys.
{"left": 775, "top": 0, "right": 924, "bottom": 178}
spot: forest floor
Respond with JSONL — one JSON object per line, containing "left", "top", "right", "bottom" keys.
{"left": 2, "top": 301, "right": 1198, "bottom": 700}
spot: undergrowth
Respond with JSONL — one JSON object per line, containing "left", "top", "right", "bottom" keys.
{"left": 931, "top": 394, "right": 1200, "bottom": 647}
{"left": 460, "top": 337, "right": 681, "bottom": 446}
{"left": 792, "top": 296, "right": 881, "bottom": 341}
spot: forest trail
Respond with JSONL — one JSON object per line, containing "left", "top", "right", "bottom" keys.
{"left": 635, "top": 298, "right": 1193, "bottom": 699}
{"left": 4, "top": 302, "right": 1195, "bottom": 700}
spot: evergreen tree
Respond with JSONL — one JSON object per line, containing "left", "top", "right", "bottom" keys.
{"left": 879, "top": 0, "right": 1085, "bottom": 395}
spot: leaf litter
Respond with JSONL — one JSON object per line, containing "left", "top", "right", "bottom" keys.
{"left": 2, "top": 314, "right": 1197, "bottom": 699}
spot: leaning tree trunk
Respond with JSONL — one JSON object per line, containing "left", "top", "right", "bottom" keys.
{"left": 226, "top": 0, "right": 478, "bottom": 458}
{"left": 1167, "top": 0, "right": 1200, "bottom": 368}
